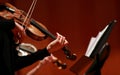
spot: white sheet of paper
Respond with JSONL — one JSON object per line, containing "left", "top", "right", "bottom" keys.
{"left": 85, "top": 25, "right": 109, "bottom": 57}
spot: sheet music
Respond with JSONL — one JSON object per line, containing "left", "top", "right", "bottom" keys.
{"left": 70, "top": 20, "right": 116, "bottom": 75}
{"left": 85, "top": 25, "right": 109, "bottom": 57}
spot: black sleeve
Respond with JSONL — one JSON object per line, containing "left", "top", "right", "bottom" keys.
{"left": 0, "top": 18, "right": 15, "bottom": 30}
{"left": 15, "top": 48, "right": 50, "bottom": 71}
{"left": 0, "top": 18, "right": 50, "bottom": 71}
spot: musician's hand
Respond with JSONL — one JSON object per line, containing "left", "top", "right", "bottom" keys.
{"left": 40, "top": 54, "right": 57, "bottom": 64}
{"left": 26, "top": 54, "right": 57, "bottom": 75}
{"left": 47, "top": 32, "right": 68, "bottom": 53}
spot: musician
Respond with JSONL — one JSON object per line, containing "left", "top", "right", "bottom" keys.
{"left": 0, "top": 4, "right": 68, "bottom": 75}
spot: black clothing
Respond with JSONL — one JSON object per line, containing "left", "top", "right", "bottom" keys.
{"left": 0, "top": 18, "right": 50, "bottom": 75}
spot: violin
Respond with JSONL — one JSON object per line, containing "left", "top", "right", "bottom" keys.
{"left": 0, "top": 1, "right": 77, "bottom": 69}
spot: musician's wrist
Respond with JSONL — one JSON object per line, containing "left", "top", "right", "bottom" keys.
{"left": 46, "top": 46, "right": 52, "bottom": 53}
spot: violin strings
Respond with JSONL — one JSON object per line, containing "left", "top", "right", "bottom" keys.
{"left": 27, "top": 0, "right": 37, "bottom": 22}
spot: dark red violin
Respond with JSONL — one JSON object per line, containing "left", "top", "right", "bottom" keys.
{"left": 4, "top": 2, "right": 77, "bottom": 60}
{"left": 0, "top": 1, "right": 77, "bottom": 71}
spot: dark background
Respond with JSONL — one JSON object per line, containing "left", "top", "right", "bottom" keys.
{"left": 0, "top": 0, "right": 120, "bottom": 75}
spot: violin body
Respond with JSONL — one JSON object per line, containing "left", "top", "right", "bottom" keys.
{"left": 0, "top": 2, "right": 52, "bottom": 49}
{"left": 6, "top": 2, "right": 49, "bottom": 40}
{"left": 0, "top": 2, "right": 77, "bottom": 74}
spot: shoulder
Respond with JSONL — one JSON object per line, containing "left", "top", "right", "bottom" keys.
{"left": 0, "top": 18, "right": 15, "bottom": 30}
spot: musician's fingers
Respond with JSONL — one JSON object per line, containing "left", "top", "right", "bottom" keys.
{"left": 56, "top": 32, "right": 61, "bottom": 41}
{"left": 51, "top": 54, "right": 58, "bottom": 61}
{"left": 56, "top": 32, "right": 67, "bottom": 45}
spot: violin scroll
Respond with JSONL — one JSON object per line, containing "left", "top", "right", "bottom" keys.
{"left": 63, "top": 46, "right": 77, "bottom": 60}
